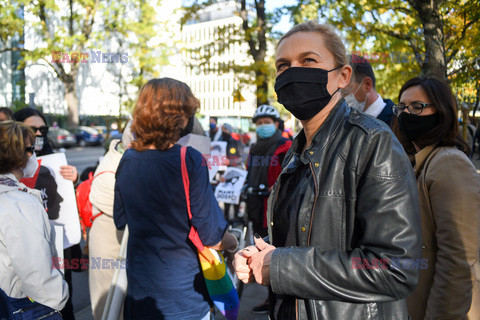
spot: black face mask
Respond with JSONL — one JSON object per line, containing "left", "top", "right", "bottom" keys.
{"left": 274, "top": 66, "right": 343, "bottom": 120}
{"left": 34, "top": 134, "right": 54, "bottom": 156}
{"left": 221, "top": 131, "right": 231, "bottom": 141}
{"left": 398, "top": 112, "right": 440, "bottom": 142}
{"left": 180, "top": 115, "right": 195, "bottom": 138}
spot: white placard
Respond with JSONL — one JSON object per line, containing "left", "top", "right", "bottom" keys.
{"left": 209, "top": 141, "right": 228, "bottom": 181}
{"left": 214, "top": 167, "right": 248, "bottom": 204}
{"left": 177, "top": 134, "right": 211, "bottom": 156}
{"left": 21, "top": 153, "right": 81, "bottom": 249}
{"left": 51, "top": 225, "right": 65, "bottom": 274}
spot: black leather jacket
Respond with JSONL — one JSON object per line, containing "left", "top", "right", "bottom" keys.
{"left": 267, "top": 100, "right": 422, "bottom": 320}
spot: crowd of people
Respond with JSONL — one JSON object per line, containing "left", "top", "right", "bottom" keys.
{"left": 1, "top": 20, "right": 479, "bottom": 320}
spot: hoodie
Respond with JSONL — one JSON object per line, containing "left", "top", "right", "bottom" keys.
{"left": 0, "top": 173, "right": 68, "bottom": 310}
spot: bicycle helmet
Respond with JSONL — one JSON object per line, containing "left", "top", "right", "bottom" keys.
{"left": 252, "top": 105, "right": 280, "bottom": 123}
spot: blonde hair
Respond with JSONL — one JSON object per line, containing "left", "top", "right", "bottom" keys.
{"left": 0, "top": 121, "right": 35, "bottom": 174}
{"left": 277, "top": 21, "right": 348, "bottom": 68}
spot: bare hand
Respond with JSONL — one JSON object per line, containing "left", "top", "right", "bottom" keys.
{"left": 60, "top": 165, "right": 78, "bottom": 182}
{"left": 248, "top": 236, "right": 276, "bottom": 286}
{"left": 233, "top": 245, "right": 259, "bottom": 284}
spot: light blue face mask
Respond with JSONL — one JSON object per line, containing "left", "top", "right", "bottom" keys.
{"left": 256, "top": 123, "right": 276, "bottom": 139}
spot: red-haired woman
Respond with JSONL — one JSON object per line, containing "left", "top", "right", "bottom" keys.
{"left": 114, "top": 78, "right": 237, "bottom": 320}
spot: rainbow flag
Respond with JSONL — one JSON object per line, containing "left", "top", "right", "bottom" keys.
{"left": 198, "top": 248, "right": 239, "bottom": 320}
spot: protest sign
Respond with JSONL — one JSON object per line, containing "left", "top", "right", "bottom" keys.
{"left": 21, "top": 153, "right": 81, "bottom": 249}
{"left": 177, "top": 133, "right": 211, "bottom": 155}
{"left": 214, "top": 167, "right": 247, "bottom": 204}
{"left": 209, "top": 141, "right": 227, "bottom": 181}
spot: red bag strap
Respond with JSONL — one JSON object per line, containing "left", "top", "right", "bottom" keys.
{"left": 93, "top": 170, "right": 115, "bottom": 179}
{"left": 181, "top": 147, "right": 205, "bottom": 251}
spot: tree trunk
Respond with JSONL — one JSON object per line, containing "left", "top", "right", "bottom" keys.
{"left": 65, "top": 79, "right": 79, "bottom": 127}
{"left": 240, "top": 0, "right": 268, "bottom": 107}
{"left": 411, "top": 0, "right": 446, "bottom": 78}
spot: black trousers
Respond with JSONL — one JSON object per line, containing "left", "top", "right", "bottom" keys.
{"left": 246, "top": 195, "right": 268, "bottom": 238}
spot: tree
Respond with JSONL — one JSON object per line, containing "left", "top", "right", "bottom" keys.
{"left": 102, "top": 0, "right": 170, "bottom": 116}
{"left": 283, "top": 0, "right": 480, "bottom": 107}
{"left": 181, "top": 0, "right": 279, "bottom": 107}
{"left": 0, "top": 0, "right": 166, "bottom": 127}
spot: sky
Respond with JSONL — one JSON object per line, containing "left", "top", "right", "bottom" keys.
{"left": 180, "top": 0, "right": 298, "bottom": 33}
{"left": 265, "top": 0, "right": 297, "bottom": 33}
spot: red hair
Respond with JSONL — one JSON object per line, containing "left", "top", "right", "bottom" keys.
{"left": 131, "top": 78, "right": 199, "bottom": 151}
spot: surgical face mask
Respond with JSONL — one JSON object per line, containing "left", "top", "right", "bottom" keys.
{"left": 22, "top": 153, "right": 39, "bottom": 178}
{"left": 34, "top": 136, "right": 44, "bottom": 152}
{"left": 256, "top": 123, "right": 276, "bottom": 139}
{"left": 345, "top": 80, "right": 367, "bottom": 111}
{"left": 274, "top": 66, "right": 343, "bottom": 121}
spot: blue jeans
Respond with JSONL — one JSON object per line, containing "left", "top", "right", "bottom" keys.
{"left": 0, "top": 288, "right": 61, "bottom": 320}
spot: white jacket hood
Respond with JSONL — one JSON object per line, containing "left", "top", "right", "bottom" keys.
{"left": 0, "top": 173, "right": 43, "bottom": 203}
{"left": 0, "top": 172, "right": 69, "bottom": 310}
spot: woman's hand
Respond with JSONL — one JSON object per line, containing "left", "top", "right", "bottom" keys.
{"left": 233, "top": 245, "right": 259, "bottom": 283}
{"left": 247, "top": 236, "right": 276, "bottom": 286}
{"left": 60, "top": 165, "right": 78, "bottom": 182}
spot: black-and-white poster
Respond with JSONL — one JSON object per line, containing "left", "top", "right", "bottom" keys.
{"left": 214, "top": 167, "right": 247, "bottom": 204}
{"left": 21, "top": 153, "right": 81, "bottom": 249}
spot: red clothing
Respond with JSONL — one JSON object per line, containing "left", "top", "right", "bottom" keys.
{"left": 263, "top": 139, "right": 292, "bottom": 227}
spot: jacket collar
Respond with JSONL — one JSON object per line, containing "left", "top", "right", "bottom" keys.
{"left": 0, "top": 173, "right": 43, "bottom": 203}
{"left": 414, "top": 145, "right": 437, "bottom": 176}
{"left": 290, "top": 98, "right": 350, "bottom": 165}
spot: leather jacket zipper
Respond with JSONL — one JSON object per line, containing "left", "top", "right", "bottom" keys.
{"left": 294, "top": 163, "right": 319, "bottom": 320}
{"left": 307, "top": 162, "right": 319, "bottom": 246}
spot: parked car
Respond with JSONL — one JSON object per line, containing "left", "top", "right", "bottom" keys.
{"left": 71, "top": 126, "right": 104, "bottom": 147}
{"left": 47, "top": 127, "right": 77, "bottom": 148}
{"left": 92, "top": 125, "right": 108, "bottom": 136}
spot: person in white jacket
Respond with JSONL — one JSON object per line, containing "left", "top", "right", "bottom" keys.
{"left": 0, "top": 121, "right": 68, "bottom": 319}
{"left": 88, "top": 121, "right": 133, "bottom": 319}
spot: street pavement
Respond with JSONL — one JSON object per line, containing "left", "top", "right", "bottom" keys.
{"left": 65, "top": 146, "right": 480, "bottom": 320}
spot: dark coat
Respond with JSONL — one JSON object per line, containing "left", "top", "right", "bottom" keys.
{"left": 267, "top": 99, "right": 422, "bottom": 320}
{"left": 377, "top": 98, "right": 395, "bottom": 126}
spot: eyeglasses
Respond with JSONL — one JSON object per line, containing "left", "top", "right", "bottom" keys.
{"left": 392, "top": 102, "right": 432, "bottom": 116}
{"left": 25, "top": 146, "right": 35, "bottom": 153}
{"left": 30, "top": 125, "right": 49, "bottom": 135}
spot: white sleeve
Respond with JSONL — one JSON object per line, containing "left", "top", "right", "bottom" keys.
{"left": 3, "top": 199, "right": 69, "bottom": 310}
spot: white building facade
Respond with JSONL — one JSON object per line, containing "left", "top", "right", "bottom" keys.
{"left": 181, "top": 0, "right": 257, "bottom": 130}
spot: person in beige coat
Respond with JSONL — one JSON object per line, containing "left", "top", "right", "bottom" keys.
{"left": 89, "top": 122, "right": 133, "bottom": 320}
{"left": 393, "top": 77, "right": 480, "bottom": 319}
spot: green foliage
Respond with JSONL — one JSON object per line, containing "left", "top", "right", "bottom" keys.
{"left": 281, "top": 0, "right": 479, "bottom": 106}
{"left": 1, "top": 0, "right": 170, "bottom": 123}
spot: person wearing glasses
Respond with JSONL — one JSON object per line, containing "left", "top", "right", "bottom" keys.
{"left": 13, "top": 107, "right": 81, "bottom": 319}
{"left": 0, "top": 121, "right": 69, "bottom": 319}
{"left": 392, "top": 77, "right": 480, "bottom": 320}
{"left": 13, "top": 108, "right": 78, "bottom": 181}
